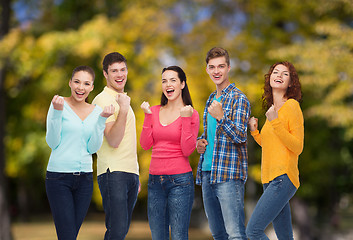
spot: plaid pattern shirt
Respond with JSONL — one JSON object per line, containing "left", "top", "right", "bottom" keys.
{"left": 196, "top": 83, "right": 250, "bottom": 185}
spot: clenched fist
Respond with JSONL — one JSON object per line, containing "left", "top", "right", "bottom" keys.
{"left": 265, "top": 105, "right": 278, "bottom": 121}
{"left": 196, "top": 139, "right": 208, "bottom": 154}
{"left": 180, "top": 105, "right": 193, "bottom": 117}
{"left": 140, "top": 101, "right": 152, "bottom": 114}
{"left": 101, "top": 105, "right": 115, "bottom": 118}
{"left": 208, "top": 100, "right": 223, "bottom": 121}
{"left": 248, "top": 117, "right": 258, "bottom": 132}
{"left": 52, "top": 95, "right": 64, "bottom": 111}
{"left": 116, "top": 93, "right": 130, "bottom": 112}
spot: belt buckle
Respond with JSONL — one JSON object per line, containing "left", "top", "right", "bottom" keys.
{"left": 73, "top": 172, "right": 81, "bottom": 176}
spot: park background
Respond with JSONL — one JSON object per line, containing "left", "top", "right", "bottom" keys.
{"left": 1, "top": 0, "right": 353, "bottom": 239}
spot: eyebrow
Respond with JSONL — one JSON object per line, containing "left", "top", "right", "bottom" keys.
{"left": 162, "top": 77, "right": 177, "bottom": 80}
{"left": 274, "top": 68, "right": 289, "bottom": 72}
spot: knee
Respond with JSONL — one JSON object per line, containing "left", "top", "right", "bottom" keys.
{"left": 246, "top": 224, "right": 257, "bottom": 240}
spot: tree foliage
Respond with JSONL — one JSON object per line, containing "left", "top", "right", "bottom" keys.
{"left": 1, "top": 0, "right": 353, "bottom": 237}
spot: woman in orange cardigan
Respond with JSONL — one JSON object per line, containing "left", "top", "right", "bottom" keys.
{"left": 246, "top": 61, "right": 304, "bottom": 240}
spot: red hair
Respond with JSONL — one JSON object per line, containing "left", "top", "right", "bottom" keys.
{"left": 262, "top": 61, "right": 302, "bottom": 109}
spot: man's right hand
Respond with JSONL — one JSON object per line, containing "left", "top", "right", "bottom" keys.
{"left": 196, "top": 139, "right": 208, "bottom": 154}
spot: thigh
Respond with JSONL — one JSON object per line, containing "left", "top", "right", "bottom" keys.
{"left": 73, "top": 173, "right": 93, "bottom": 232}
{"left": 215, "top": 180, "right": 246, "bottom": 240}
{"left": 45, "top": 172, "right": 76, "bottom": 240}
{"left": 247, "top": 174, "right": 297, "bottom": 236}
{"left": 201, "top": 173, "right": 228, "bottom": 240}
{"left": 148, "top": 175, "right": 169, "bottom": 240}
{"left": 127, "top": 173, "right": 139, "bottom": 215}
{"left": 168, "top": 172, "right": 194, "bottom": 239}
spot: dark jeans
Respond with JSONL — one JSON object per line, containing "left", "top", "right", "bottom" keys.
{"left": 148, "top": 172, "right": 194, "bottom": 240}
{"left": 98, "top": 170, "right": 139, "bottom": 240}
{"left": 45, "top": 171, "right": 93, "bottom": 240}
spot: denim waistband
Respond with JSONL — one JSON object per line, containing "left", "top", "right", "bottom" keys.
{"left": 47, "top": 171, "right": 92, "bottom": 176}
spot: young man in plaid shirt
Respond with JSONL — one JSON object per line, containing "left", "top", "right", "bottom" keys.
{"left": 196, "top": 47, "right": 250, "bottom": 240}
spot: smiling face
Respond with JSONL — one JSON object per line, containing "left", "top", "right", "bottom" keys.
{"left": 69, "top": 71, "right": 94, "bottom": 102}
{"left": 104, "top": 62, "right": 128, "bottom": 93}
{"left": 206, "top": 56, "right": 231, "bottom": 90}
{"left": 161, "top": 70, "right": 185, "bottom": 102}
{"left": 270, "top": 64, "right": 291, "bottom": 91}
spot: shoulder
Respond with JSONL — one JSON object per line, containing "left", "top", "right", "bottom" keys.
{"left": 93, "top": 104, "right": 103, "bottom": 112}
{"left": 150, "top": 105, "right": 160, "bottom": 113}
{"left": 192, "top": 108, "right": 199, "bottom": 117}
{"left": 282, "top": 99, "right": 303, "bottom": 120}
{"left": 284, "top": 99, "right": 301, "bottom": 111}
{"left": 92, "top": 90, "right": 113, "bottom": 106}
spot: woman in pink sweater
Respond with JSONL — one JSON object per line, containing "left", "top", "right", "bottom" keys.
{"left": 140, "top": 66, "right": 200, "bottom": 240}
{"left": 246, "top": 61, "right": 304, "bottom": 240}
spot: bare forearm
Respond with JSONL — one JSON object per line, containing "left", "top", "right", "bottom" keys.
{"left": 105, "top": 109, "right": 128, "bottom": 148}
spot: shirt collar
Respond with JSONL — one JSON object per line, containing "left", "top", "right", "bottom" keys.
{"left": 104, "top": 86, "right": 127, "bottom": 97}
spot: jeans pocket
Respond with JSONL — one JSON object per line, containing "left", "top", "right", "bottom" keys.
{"left": 84, "top": 173, "right": 93, "bottom": 182}
{"left": 171, "top": 173, "right": 193, "bottom": 186}
{"left": 46, "top": 171, "right": 65, "bottom": 180}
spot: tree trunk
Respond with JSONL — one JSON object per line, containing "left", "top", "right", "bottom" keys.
{"left": 0, "top": 0, "right": 13, "bottom": 239}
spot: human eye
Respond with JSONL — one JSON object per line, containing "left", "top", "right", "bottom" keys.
{"left": 85, "top": 82, "right": 91, "bottom": 86}
{"left": 208, "top": 66, "right": 214, "bottom": 70}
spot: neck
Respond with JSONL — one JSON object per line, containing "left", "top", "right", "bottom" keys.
{"left": 67, "top": 96, "right": 86, "bottom": 107}
{"left": 272, "top": 89, "right": 287, "bottom": 109}
{"left": 216, "top": 80, "right": 230, "bottom": 97}
{"left": 164, "top": 97, "right": 184, "bottom": 109}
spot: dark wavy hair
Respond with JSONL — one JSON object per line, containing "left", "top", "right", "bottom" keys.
{"left": 160, "top": 66, "right": 193, "bottom": 107}
{"left": 262, "top": 61, "right": 302, "bottom": 109}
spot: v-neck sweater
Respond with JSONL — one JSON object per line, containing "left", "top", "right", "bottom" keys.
{"left": 140, "top": 105, "right": 200, "bottom": 175}
{"left": 46, "top": 101, "right": 107, "bottom": 172}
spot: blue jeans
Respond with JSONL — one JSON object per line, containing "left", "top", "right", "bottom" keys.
{"left": 148, "top": 172, "right": 194, "bottom": 240}
{"left": 246, "top": 174, "right": 297, "bottom": 240}
{"left": 201, "top": 171, "right": 246, "bottom": 240}
{"left": 98, "top": 170, "right": 139, "bottom": 240}
{"left": 45, "top": 171, "right": 93, "bottom": 240}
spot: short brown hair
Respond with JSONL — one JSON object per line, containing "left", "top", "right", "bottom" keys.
{"left": 102, "top": 52, "right": 127, "bottom": 73}
{"left": 206, "top": 47, "right": 230, "bottom": 66}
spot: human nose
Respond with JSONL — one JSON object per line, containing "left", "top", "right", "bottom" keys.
{"left": 117, "top": 70, "right": 124, "bottom": 77}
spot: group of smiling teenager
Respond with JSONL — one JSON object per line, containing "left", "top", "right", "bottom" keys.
{"left": 45, "top": 47, "right": 303, "bottom": 240}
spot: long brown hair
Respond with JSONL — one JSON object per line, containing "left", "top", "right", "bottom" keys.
{"left": 262, "top": 61, "right": 302, "bottom": 109}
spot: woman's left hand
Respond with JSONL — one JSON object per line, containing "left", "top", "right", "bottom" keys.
{"left": 265, "top": 105, "right": 278, "bottom": 121}
{"left": 101, "top": 104, "right": 115, "bottom": 118}
{"left": 180, "top": 105, "right": 194, "bottom": 117}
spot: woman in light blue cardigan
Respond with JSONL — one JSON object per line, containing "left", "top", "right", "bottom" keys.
{"left": 45, "top": 66, "right": 114, "bottom": 240}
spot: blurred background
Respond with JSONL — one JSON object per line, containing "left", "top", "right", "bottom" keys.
{"left": 1, "top": 0, "right": 353, "bottom": 239}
